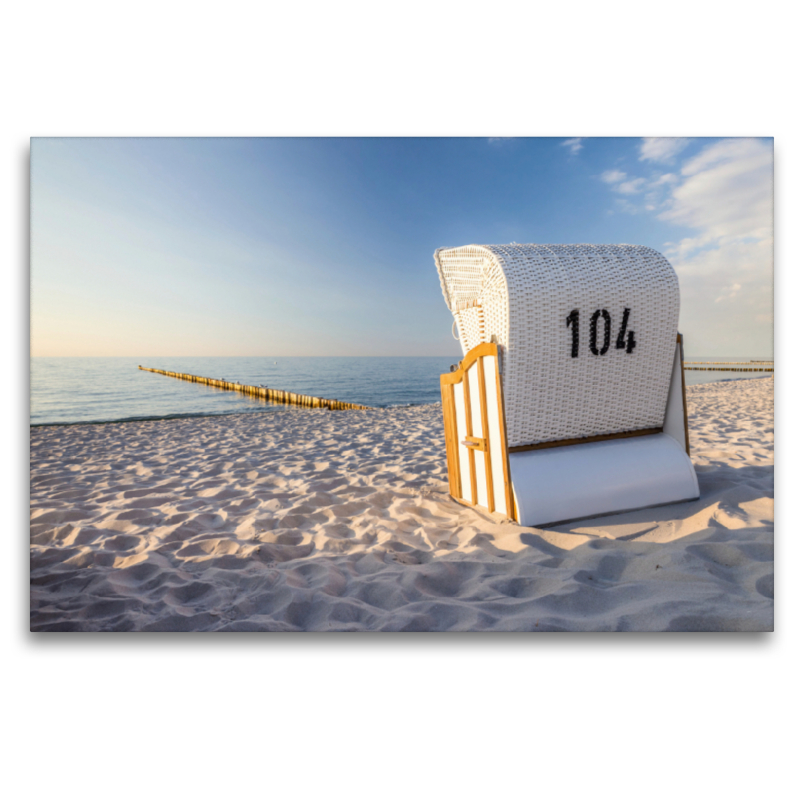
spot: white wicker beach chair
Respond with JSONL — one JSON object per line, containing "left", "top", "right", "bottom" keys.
{"left": 435, "top": 243, "right": 698, "bottom": 527}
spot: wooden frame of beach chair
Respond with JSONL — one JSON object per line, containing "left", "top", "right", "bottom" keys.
{"left": 435, "top": 244, "right": 699, "bottom": 528}
{"left": 440, "top": 342, "right": 516, "bottom": 519}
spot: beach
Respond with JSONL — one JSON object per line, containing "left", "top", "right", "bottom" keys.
{"left": 30, "top": 376, "right": 774, "bottom": 632}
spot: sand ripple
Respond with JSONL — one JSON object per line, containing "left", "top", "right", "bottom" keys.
{"left": 30, "top": 377, "right": 773, "bottom": 631}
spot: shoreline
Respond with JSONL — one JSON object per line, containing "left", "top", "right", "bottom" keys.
{"left": 30, "top": 402, "right": 436, "bottom": 429}
{"left": 29, "top": 372, "right": 774, "bottom": 429}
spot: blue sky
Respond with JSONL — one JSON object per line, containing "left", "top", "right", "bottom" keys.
{"left": 31, "top": 136, "right": 773, "bottom": 357}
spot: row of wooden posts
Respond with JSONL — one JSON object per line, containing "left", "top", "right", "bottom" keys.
{"left": 683, "top": 366, "right": 773, "bottom": 372}
{"left": 684, "top": 361, "right": 774, "bottom": 366}
{"left": 138, "top": 367, "right": 372, "bottom": 410}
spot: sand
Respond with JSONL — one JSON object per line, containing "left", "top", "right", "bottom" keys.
{"left": 30, "top": 376, "right": 774, "bottom": 632}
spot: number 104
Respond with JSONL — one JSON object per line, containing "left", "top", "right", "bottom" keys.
{"left": 566, "top": 308, "right": 637, "bottom": 357}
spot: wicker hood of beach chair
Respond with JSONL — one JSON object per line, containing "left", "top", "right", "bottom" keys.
{"left": 434, "top": 243, "right": 698, "bottom": 527}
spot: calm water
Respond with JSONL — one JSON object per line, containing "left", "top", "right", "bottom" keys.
{"left": 683, "top": 356, "right": 774, "bottom": 387}
{"left": 30, "top": 357, "right": 461, "bottom": 426}
{"left": 30, "top": 355, "right": 773, "bottom": 426}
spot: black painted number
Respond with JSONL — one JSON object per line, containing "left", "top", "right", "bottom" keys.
{"left": 567, "top": 307, "right": 636, "bottom": 358}
{"left": 615, "top": 307, "right": 637, "bottom": 353}
{"left": 589, "top": 309, "right": 611, "bottom": 356}
{"left": 566, "top": 309, "right": 580, "bottom": 358}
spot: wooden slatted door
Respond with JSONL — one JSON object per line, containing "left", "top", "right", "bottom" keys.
{"left": 440, "top": 343, "right": 515, "bottom": 520}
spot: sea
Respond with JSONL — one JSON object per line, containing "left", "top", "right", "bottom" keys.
{"left": 30, "top": 355, "right": 774, "bottom": 427}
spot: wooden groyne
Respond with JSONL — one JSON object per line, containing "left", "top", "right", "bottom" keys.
{"left": 684, "top": 361, "right": 773, "bottom": 366}
{"left": 138, "top": 367, "right": 372, "bottom": 410}
{"left": 683, "top": 361, "right": 775, "bottom": 372}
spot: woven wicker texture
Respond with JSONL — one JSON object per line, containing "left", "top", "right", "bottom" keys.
{"left": 434, "top": 244, "right": 680, "bottom": 448}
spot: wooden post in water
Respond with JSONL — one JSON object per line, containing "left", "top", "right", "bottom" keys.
{"left": 137, "top": 366, "right": 373, "bottom": 410}
{"left": 683, "top": 366, "right": 773, "bottom": 372}
{"left": 683, "top": 361, "right": 773, "bottom": 372}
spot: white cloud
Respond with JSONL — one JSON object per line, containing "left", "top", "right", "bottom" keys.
{"left": 660, "top": 138, "right": 773, "bottom": 250}
{"left": 651, "top": 173, "right": 678, "bottom": 186}
{"left": 601, "top": 169, "right": 626, "bottom": 184}
{"left": 639, "top": 137, "right": 691, "bottom": 163}
{"left": 561, "top": 137, "right": 584, "bottom": 155}
{"left": 661, "top": 139, "right": 773, "bottom": 353}
{"left": 600, "top": 137, "right": 773, "bottom": 354}
{"left": 714, "top": 282, "right": 743, "bottom": 303}
{"left": 617, "top": 178, "right": 646, "bottom": 194}
{"left": 601, "top": 170, "right": 647, "bottom": 197}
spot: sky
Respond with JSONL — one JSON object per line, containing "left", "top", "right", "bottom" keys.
{"left": 30, "top": 136, "right": 773, "bottom": 358}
